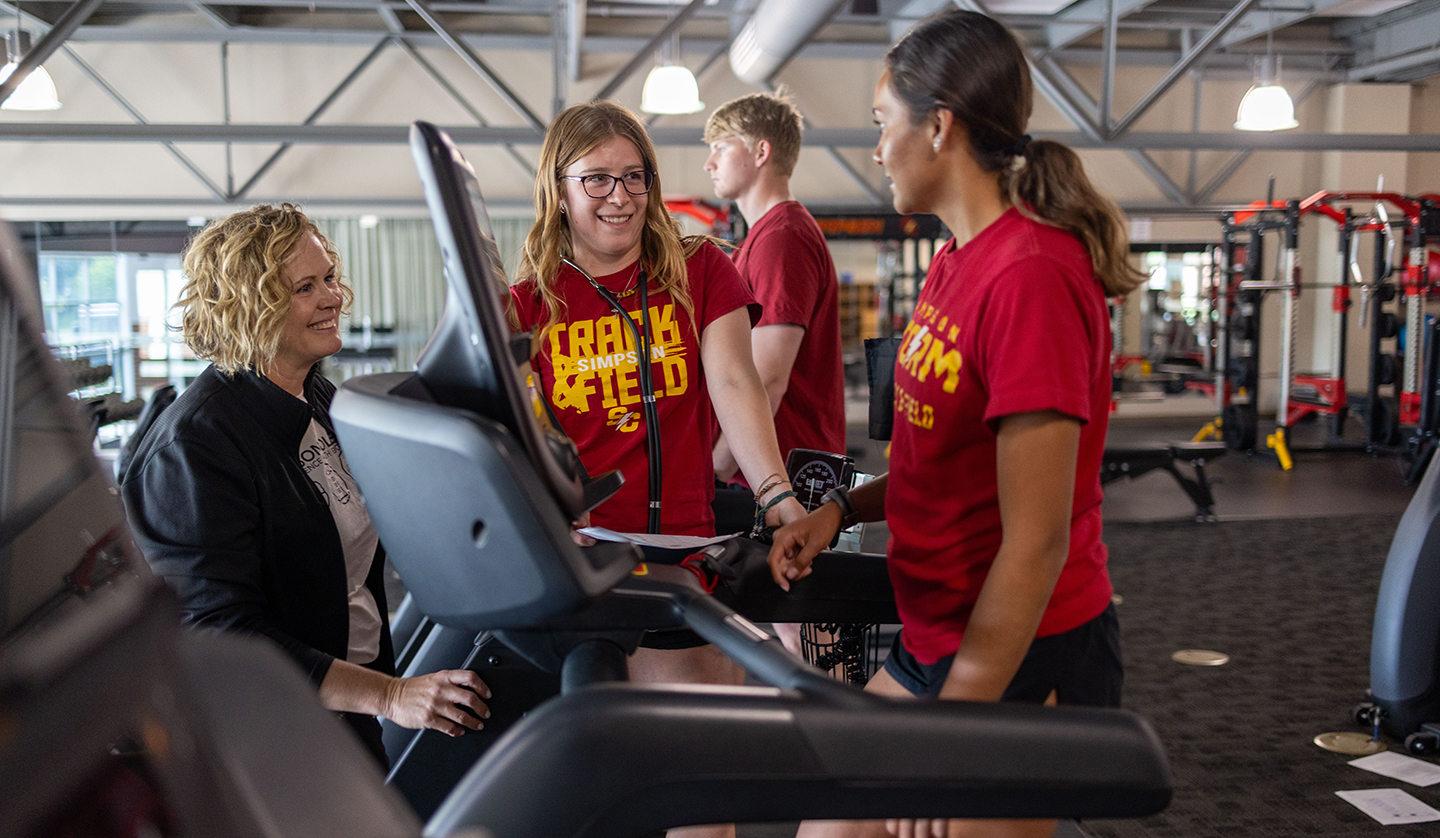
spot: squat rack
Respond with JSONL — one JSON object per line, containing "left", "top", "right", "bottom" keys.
{"left": 1207, "top": 190, "right": 1440, "bottom": 471}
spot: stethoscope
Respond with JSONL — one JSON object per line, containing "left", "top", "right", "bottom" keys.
{"left": 560, "top": 257, "right": 663, "bottom": 534}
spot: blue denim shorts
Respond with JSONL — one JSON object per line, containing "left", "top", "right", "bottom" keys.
{"left": 882, "top": 603, "right": 1123, "bottom": 706}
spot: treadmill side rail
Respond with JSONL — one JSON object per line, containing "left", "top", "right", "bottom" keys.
{"left": 426, "top": 686, "right": 1173, "bottom": 838}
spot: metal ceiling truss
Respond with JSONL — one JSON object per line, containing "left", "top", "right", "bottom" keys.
{"left": 4, "top": 123, "right": 1436, "bottom": 152}
{"left": 0, "top": 0, "right": 1436, "bottom": 212}
{"left": 0, "top": 0, "right": 105, "bottom": 107}
{"left": 402, "top": 0, "right": 545, "bottom": 131}
{"left": 1338, "top": 0, "right": 1440, "bottom": 82}
{"left": 955, "top": 0, "right": 1291, "bottom": 207}
{"left": 57, "top": 45, "right": 230, "bottom": 201}
{"left": 231, "top": 36, "right": 391, "bottom": 201}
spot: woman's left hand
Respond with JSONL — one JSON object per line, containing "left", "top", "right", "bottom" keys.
{"left": 764, "top": 495, "right": 808, "bottom": 529}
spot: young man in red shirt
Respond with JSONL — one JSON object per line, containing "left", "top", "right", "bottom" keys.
{"left": 704, "top": 92, "right": 846, "bottom": 483}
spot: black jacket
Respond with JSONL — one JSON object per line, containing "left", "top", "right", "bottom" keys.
{"left": 121, "top": 364, "right": 395, "bottom": 757}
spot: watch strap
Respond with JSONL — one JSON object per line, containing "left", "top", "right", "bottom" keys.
{"left": 820, "top": 485, "right": 860, "bottom": 529}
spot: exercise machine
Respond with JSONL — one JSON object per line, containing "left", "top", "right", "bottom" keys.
{"left": 0, "top": 207, "right": 1171, "bottom": 837}
{"left": 1359, "top": 442, "right": 1440, "bottom": 754}
{"left": 328, "top": 122, "right": 1176, "bottom": 834}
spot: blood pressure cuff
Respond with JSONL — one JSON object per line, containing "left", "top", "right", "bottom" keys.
{"left": 865, "top": 337, "right": 901, "bottom": 441}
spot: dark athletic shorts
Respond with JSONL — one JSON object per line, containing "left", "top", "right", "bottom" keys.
{"left": 637, "top": 545, "right": 710, "bottom": 650}
{"left": 882, "top": 603, "right": 1123, "bottom": 706}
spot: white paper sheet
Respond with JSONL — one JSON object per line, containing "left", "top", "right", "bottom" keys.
{"left": 578, "top": 527, "right": 742, "bottom": 550}
{"left": 1335, "top": 789, "right": 1440, "bottom": 825}
{"left": 1349, "top": 751, "right": 1440, "bottom": 787}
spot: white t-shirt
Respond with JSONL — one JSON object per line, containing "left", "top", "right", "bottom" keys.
{"left": 300, "top": 418, "right": 383, "bottom": 665}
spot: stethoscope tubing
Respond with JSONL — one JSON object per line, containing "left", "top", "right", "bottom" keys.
{"left": 562, "top": 257, "right": 664, "bottom": 534}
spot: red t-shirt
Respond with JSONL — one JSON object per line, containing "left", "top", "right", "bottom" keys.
{"left": 732, "top": 201, "right": 847, "bottom": 468}
{"left": 511, "top": 243, "right": 757, "bottom": 536}
{"left": 885, "top": 208, "right": 1114, "bottom": 664}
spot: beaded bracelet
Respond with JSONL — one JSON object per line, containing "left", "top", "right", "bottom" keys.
{"left": 752, "top": 488, "right": 797, "bottom": 537}
{"left": 753, "top": 473, "right": 786, "bottom": 501}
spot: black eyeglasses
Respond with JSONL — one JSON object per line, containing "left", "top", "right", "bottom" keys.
{"left": 559, "top": 170, "right": 655, "bottom": 199}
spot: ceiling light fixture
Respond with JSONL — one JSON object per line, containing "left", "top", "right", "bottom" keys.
{"left": 639, "top": 6, "right": 702, "bottom": 115}
{"left": 1234, "top": 5, "right": 1296, "bottom": 132}
{"left": 2, "top": 0, "right": 60, "bottom": 112}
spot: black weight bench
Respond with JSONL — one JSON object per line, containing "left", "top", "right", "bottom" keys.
{"left": 1101, "top": 441, "right": 1227, "bottom": 519}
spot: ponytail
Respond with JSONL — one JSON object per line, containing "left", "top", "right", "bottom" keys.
{"left": 1004, "top": 140, "right": 1145, "bottom": 296}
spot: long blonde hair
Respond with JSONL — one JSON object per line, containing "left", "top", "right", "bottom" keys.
{"left": 177, "top": 203, "right": 350, "bottom": 374}
{"left": 887, "top": 10, "right": 1144, "bottom": 296}
{"left": 516, "top": 100, "right": 702, "bottom": 341}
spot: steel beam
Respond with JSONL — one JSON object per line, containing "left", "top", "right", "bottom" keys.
{"left": 0, "top": 0, "right": 106, "bottom": 109}
{"left": 0, "top": 1, "right": 49, "bottom": 32}
{"left": 5, "top": 124, "right": 1439, "bottom": 152}
{"left": 0, "top": 194, "right": 1326, "bottom": 218}
{"left": 233, "top": 37, "right": 391, "bottom": 201}
{"left": 1109, "top": 0, "right": 1263, "bottom": 138}
{"left": 403, "top": 0, "right": 545, "bottom": 131}
{"left": 57, "top": 47, "right": 229, "bottom": 202}
{"left": 1044, "top": 0, "right": 1160, "bottom": 53}
{"left": 1035, "top": 55, "right": 1102, "bottom": 129}
{"left": 1099, "top": 0, "right": 1118, "bottom": 133}
{"left": 1127, "top": 149, "right": 1189, "bottom": 207}
{"left": 955, "top": 0, "right": 1105, "bottom": 141}
{"left": 375, "top": 2, "right": 404, "bottom": 33}
{"left": 1348, "top": 45, "right": 1440, "bottom": 83}
{"left": 396, "top": 38, "right": 535, "bottom": 178}
{"left": 566, "top": 0, "right": 585, "bottom": 83}
{"left": 591, "top": 0, "right": 705, "bottom": 102}
{"left": 1217, "top": 0, "right": 1354, "bottom": 50}
{"left": 551, "top": 0, "right": 565, "bottom": 118}
{"left": 187, "top": 2, "right": 238, "bottom": 29}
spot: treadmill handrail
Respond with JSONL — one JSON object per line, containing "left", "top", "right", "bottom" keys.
{"left": 426, "top": 685, "right": 1173, "bottom": 838}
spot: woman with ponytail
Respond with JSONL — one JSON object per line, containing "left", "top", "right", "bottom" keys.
{"left": 768, "top": 10, "right": 1143, "bottom": 838}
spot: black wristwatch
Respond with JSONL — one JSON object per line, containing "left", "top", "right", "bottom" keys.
{"left": 820, "top": 485, "right": 861, "bottom": 529}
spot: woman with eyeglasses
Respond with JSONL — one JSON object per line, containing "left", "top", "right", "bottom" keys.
{"left": 510, "top": 101, "right": 805, "bottom": 772}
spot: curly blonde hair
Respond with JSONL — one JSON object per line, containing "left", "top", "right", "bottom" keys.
{"left": 177, "top": 204, "right": 351, "bottom": 374}
{"left": 516, "top": 101, "right": 702, "bottom": 342}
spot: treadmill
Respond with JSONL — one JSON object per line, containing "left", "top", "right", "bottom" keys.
{"left": 325, "top": 121, "right": 1174, "bottom": 837}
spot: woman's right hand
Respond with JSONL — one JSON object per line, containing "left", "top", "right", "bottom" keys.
{"left": 765, "top": 503, "right": 843, "bottom": 591}
{"left": 383, "top": 669, "right": 492, "bottom": 736}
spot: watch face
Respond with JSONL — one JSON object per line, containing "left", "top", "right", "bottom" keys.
{"left": 793, "top": 459, "right": 840, "bottom": 511}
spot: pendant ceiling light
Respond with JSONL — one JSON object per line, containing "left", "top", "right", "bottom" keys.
{"left": 641, "top": 64, "right": 703, "bottom": 115}
{"left": 2, "top": 21, "right": 61, "bottom": 111}
{"left": 1235, "top": 54, "right": 1297, "bottom": 131}
{"left": 639, "top": 7, "right": 702, "bottom": 115}
{"left": 1234, "top": 6, "right": 1295, "bottom": 132}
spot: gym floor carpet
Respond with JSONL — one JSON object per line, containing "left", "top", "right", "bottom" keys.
{"left": 822, "top": 415, "right": 1431, "bottom": 838}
